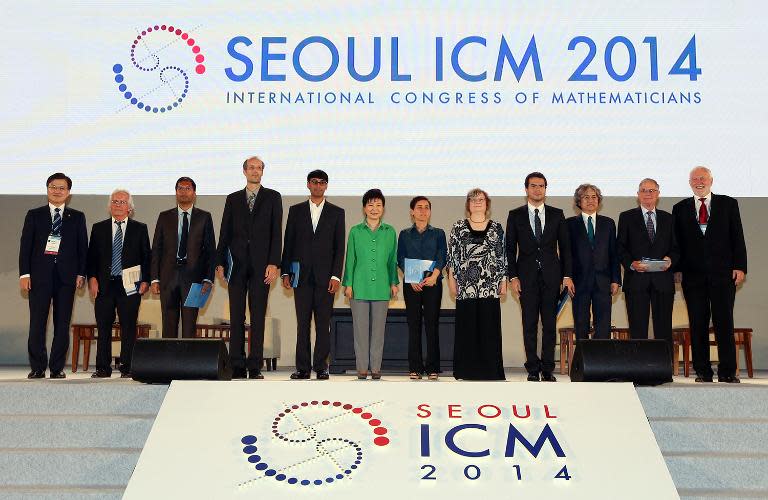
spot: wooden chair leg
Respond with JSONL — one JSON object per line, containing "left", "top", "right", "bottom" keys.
{"left": 673, "top": 342, "right": 679, "bottom": 376}
{"left": 71, "top": 327, "right": 80, "bottom": 373}
{"left": 745, "top": 333, "right": 754, "bottom": 378}
{"left": 567, "top": 336, "right": 575, "bottom": 376}
{"left": 683, "top": 330, "right": 691, "bottom": 378}
{"left": 560, "top": 335, "right": 567, "bottom": 375}
{"left": 83, "top": 337, "right": 91, "bottom": 372}
{"left": 735, "top": 344, "right": 741, "bottom": 378}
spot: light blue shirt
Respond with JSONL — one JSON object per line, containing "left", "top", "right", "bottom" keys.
{"left": 641, "top": 207, "right": 656, "bottom": 233}
{"left": 177, "top": 206, "right": 192, "bottom": 259}
{"left": 527, "top": 202, "right": 546, "bottom": 235}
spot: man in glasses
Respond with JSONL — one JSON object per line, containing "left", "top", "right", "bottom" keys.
{"left": 617, "top": 178, "right": 678, "bottom": 350}
{"left": 151, "top": 177, "right": 216, "bottom": 339}
{"left": 281, "top": 170, "right": 345, "bottom": 380}
{"left": 86, "top": 189, "right": 151, "bottom": 378}
{"left": 19, "top": 173, "right": 88, "bottom": 379}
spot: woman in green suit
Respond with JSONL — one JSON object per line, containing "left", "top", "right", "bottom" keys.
{"left": 343, "top": 189, "right": 399, "bottom": 380}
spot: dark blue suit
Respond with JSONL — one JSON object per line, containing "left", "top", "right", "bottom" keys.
{"left": 19, "top": 205, "right": 88, "bottom": 373}
{"left": 566, "top": 214, "right": 621, "bottom": 339}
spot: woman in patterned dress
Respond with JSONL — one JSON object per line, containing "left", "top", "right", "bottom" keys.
{"left": 447, "top": 188, "right": 507, "bottom": 380}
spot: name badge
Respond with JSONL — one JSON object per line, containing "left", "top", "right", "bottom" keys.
{"left": 44, "top": 234, "right": 62, "bottom": 255}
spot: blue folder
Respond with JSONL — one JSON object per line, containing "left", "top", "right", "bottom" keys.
{"left": 184, "top": 283, "right": 212, "bottom": 309}
{"left": 404, "top": 258, "right": 436, "bottom": 284}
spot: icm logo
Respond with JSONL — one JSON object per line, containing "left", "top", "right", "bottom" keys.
{"left": 112, "top": 24, "right": 206, "bottom": 113}
{"left": 237, "top": 400, "right": 390, "bottom": 490}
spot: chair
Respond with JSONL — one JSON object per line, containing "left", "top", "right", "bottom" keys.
{"left": 677, "top": 327, "right": 753, "bottom": 378}
{"left": 194, "top": 324, "right": 278, "bottom": 371}
{"left": 71, "top": 323, "right": 151, "bottom": 372}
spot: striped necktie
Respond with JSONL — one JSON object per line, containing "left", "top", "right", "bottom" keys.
{"left": 111, "top": 221, "right": 123, "bottom": 277}
{"left": 51, "top": 208, "right": 62, "bottom": 236}
{"left": 248, "top": 191, "right": 256, "bottom": 212}
{"left": 646, "top": 211, "right": 656, "bottom": 243}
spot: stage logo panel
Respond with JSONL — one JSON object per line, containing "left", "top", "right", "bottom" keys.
{"left": 124, "top": 381, "right": 678, "bottom": 499}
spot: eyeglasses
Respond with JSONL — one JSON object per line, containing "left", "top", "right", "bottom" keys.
{"left": 309, "top": 179, "right": 328, "bottom": 185}
{"left": 110, "top": 200, "right": 129, "bottom": 206}
{"left": 639, "top": 189, "right": 659, "bottom": 194}
{"left": 47, "top": 185, "right": 68, "bottom": 192}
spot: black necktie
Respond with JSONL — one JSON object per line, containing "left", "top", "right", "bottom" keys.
{"left": 534, "top": 208, "right": 542, "bottom": 243}
{"left": 178, "top": 211, "right": 189, "bottom": 260}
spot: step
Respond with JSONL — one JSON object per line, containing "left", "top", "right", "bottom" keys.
{"left": 664, "top": 454, "right": 768, "bottom": 490}
{"left": 0, "top": 415, "right": 154, "bottom": 448}
{"left": 649, "top": 420, "right": 768, "bottom": 454}
{"left": 0, "top": 485, "right": 124, "bottom": 500}
{"left": 637, "top": 386, "right": 768, "bottom": 419}
{"left": 0, "top": 381, "right": 168, "bottom": 415}
{"left": 0, "top": 449, "right": 140, "bottom": 486}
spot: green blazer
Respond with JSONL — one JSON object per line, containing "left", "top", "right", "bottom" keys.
{"left": 342, "top": 221, "right": 399, "bottom": 300}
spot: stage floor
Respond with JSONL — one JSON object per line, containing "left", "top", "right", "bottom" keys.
{"left": 0, "top": 366, "right": 765, "bottom": 384}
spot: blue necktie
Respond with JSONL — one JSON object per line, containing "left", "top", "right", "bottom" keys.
{"left": 111, "top": 221, "right": 123, "bottom": 277}
{"left": 51, "top": 208, "right": 61, "bottom": 236}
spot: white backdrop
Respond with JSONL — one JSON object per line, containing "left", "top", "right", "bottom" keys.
{"left": 1, "top": 0, "right": 765, "bottom": 196}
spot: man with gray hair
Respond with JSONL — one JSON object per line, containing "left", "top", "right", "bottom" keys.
{"left": 87, "top": 189, "right": 151, "bottom": 378}
{"left": 566, "top": 184, "right": 621, "bottom": 340}
{"left": 673, "top": 167, "right": 747, "bottom": 383}
{"left": 617, "top": 178, "right": 678, "bottom": 352}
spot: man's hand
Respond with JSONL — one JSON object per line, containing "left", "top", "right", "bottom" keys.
{"left": 344, "top": 286, "right": 353, "bottom": 300}
{"left": 151, "top": 282, "right": 161, "bottom": 295}
{"left": 662, "top": 256, "right": 672, "bottom": 271}
{"left": 390, "top": 284, "right": 399, "bottom": 298}
{"left": 201, "top": 281, "right": 212, "bottom": 294}
{"left": 510, "top": 278, "right": 521, "bottom": 297}
{"left": 281, "top": 275, "right": 292, "bottom": 289}
{"left": 563, "top": 277, "right": 575, "bottom": 297}
{"left": 733, "top": 269, "right": 746, "bottom": 286}
{"left": 631, "top": 260, "right": 648, "bottom": 272}
{"left": 264, "top": 265, "right": 278, "bottom": 285}
{"left": 610, "top": 283, "right": 620, "bottom": 296}
{"left": 327, "top": 279, "right": 340, "bottom": 294}
{"left": 138, "top": 282, "right": 149, "bottom": 295}
{"left": 20, "top": 277, "right": 31, "bottom": 291}
{"left": 215, "top": 265, "right": 225, "bottom": 281}
{"left": 88, "top": 277, "right": 98, "bottom": 299}
{"left": 76, "top": 276, "right": 85, "bottom": 289}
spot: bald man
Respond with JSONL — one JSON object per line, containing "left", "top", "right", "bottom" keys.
{"left": 673, "top": 167, "right": 747, "bottom": 383}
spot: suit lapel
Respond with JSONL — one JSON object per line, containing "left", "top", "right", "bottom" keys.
{"left": 314, "top": 200, "right": 331, "bottom": 236}
{"left": 636, "top": 208, "right": 653, "bottom": 244}
{"left": 41, "top": 207, "right": 53, "bottom": 234}
{"left": 250, "top": 187, "right": 267, "bottom": 218}
{"left": 705, "top": 194, "right": 717, "bottom": 230}
{"left": 169, "top": 209, "right": 179, "bottom": 256}
{"left": 541, "top": 205, "right": 556, "bottom": 242}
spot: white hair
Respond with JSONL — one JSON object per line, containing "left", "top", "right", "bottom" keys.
{"left": 108, "top": 188, "right": 135, "bottom": 217}
{"left": 690, "top": 166, "right": 712, "bottom": 178}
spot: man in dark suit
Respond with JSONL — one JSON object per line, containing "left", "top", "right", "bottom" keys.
{"left": 216, "top": 156, "right": 283, "bottom": 379}
{"left": 617, "top": 178, "right": 679, "bottom": 350}
{"left": 281, "top": 170, "right": 345, "bottom": 380}
{"left": 506, "top": 172, "right": 574, "bottom": 382}
{"left": 673, "top": 166, "right": 747, "bottom": 383}
{"left": 566, "top": 183, "right": 621, "bottom": 340}
{"left": 87, "top": 189, "right": 151, "bottom": 378}
{"left": 19, "top": 173, "right": 88, "bottom": 379}
{"left": 151, "top": 177, "right": 216, "bottom": 339}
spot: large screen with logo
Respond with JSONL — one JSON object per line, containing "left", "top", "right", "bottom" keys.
{"left": 2, "top": 1, "right": 766, "bottom": 196}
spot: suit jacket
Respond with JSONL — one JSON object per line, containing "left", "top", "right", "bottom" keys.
{"left": 566, "top": 214, "right": 621, "bottom": 294}
{"left": 87, "top": 218, "right": 151, "bottom": 288}
{"left": 19, "top": 205, "right": 88, "bottom": 285}
{"left": 216, "top": 187, "right": 283, "bottom": 278}
{"left": 673, "top": 194, "right": 747, "bottom": 285}
{"left": 151, "top": 207, "right": 216, "bottom": 286}
{"left": 617, "top": 207, "right": 679, "bottom": 293}
{"left": 506, "top": 204, "right": 572, "bottom": 291}
{"left": 280, "top": 200, "right": 345, "bottom": 286}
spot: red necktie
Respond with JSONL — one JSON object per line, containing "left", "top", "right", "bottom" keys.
{"left": 698, "top": 198, "right": 708, "bottom": 224}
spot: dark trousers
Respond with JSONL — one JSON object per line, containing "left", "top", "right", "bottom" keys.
{"left": 683, "top": 278, "right": 737, "bottom": 378}
{"left": 294, "top": 275, "right": 334, "bottom": 373}
{"left": 572, "top": 285, "right": 612, "bottom": 340}
{"left": 28, "top": 267, "right": 75, "bottom": 373}
{"left": 453, "top": 298, "right": 504, "bottom": 380}
{"left": 94, "top": 279, "right": 141, "bottom": 373}
{"left": 403, "top": 283, "right": 442, "bottom": 373}
{"left": 520, "top": 274, "right": 559, "bottom": 374}
{"left": 228, "top": 265, "right": 269, "bottom": 370}
{"left": 160, "top": 267, "right": 198, "bottom": 339}
{"left": 624, "top": 286, "right": 673, "bottom": 349}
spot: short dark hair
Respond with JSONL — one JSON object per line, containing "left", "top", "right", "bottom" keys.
{"left": 307, "top": 169, "right": 329, "bottom": 183}
{"left": 409, "top": 196, "right": 431, "bottom": 210}
{"left": 362, "top": 188, "right": 385, "bottom": 207}
{"left": 175, "top": 176, "right": 197, "bottom": 191}
{"left": 525, "top": 172, "right": 547, "bottom": 188}
{"left": 46, "top": 173, "right": 72, "bottom": 190}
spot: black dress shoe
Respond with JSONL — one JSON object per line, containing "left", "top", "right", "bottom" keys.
{"left": 290, "top": 371, "right": 310, "bottom": 380}
{"left": 27, "top": 370, "right": 45, "bottom": 379}
{"left": 91, "top": 370, "right": 112, "bottom": 378}
{"left": 49, "top": 371, "right": 66, "bottom": 379}
{"left": 316, "top": 370, "right": 330, "bottom": 380}
{"left": 120, "top": 372, "right": 132, "bottom": 379}
{"left": 232, "top": 368, "right": 247, "bottom": 379}
{"left": 695, "top": 374, "right": 714, "bottom": 383}
{"left": 249, "top": 370, "right": 264, "bottom": 380}
{"left": 541, "top": 372, "right": 557, "bottom": 382}
{"left": 527, "top": 372, "right": 540, "bottom": 382}
{"left": 718, "top": 375, "right": 741, "bottom": 383}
